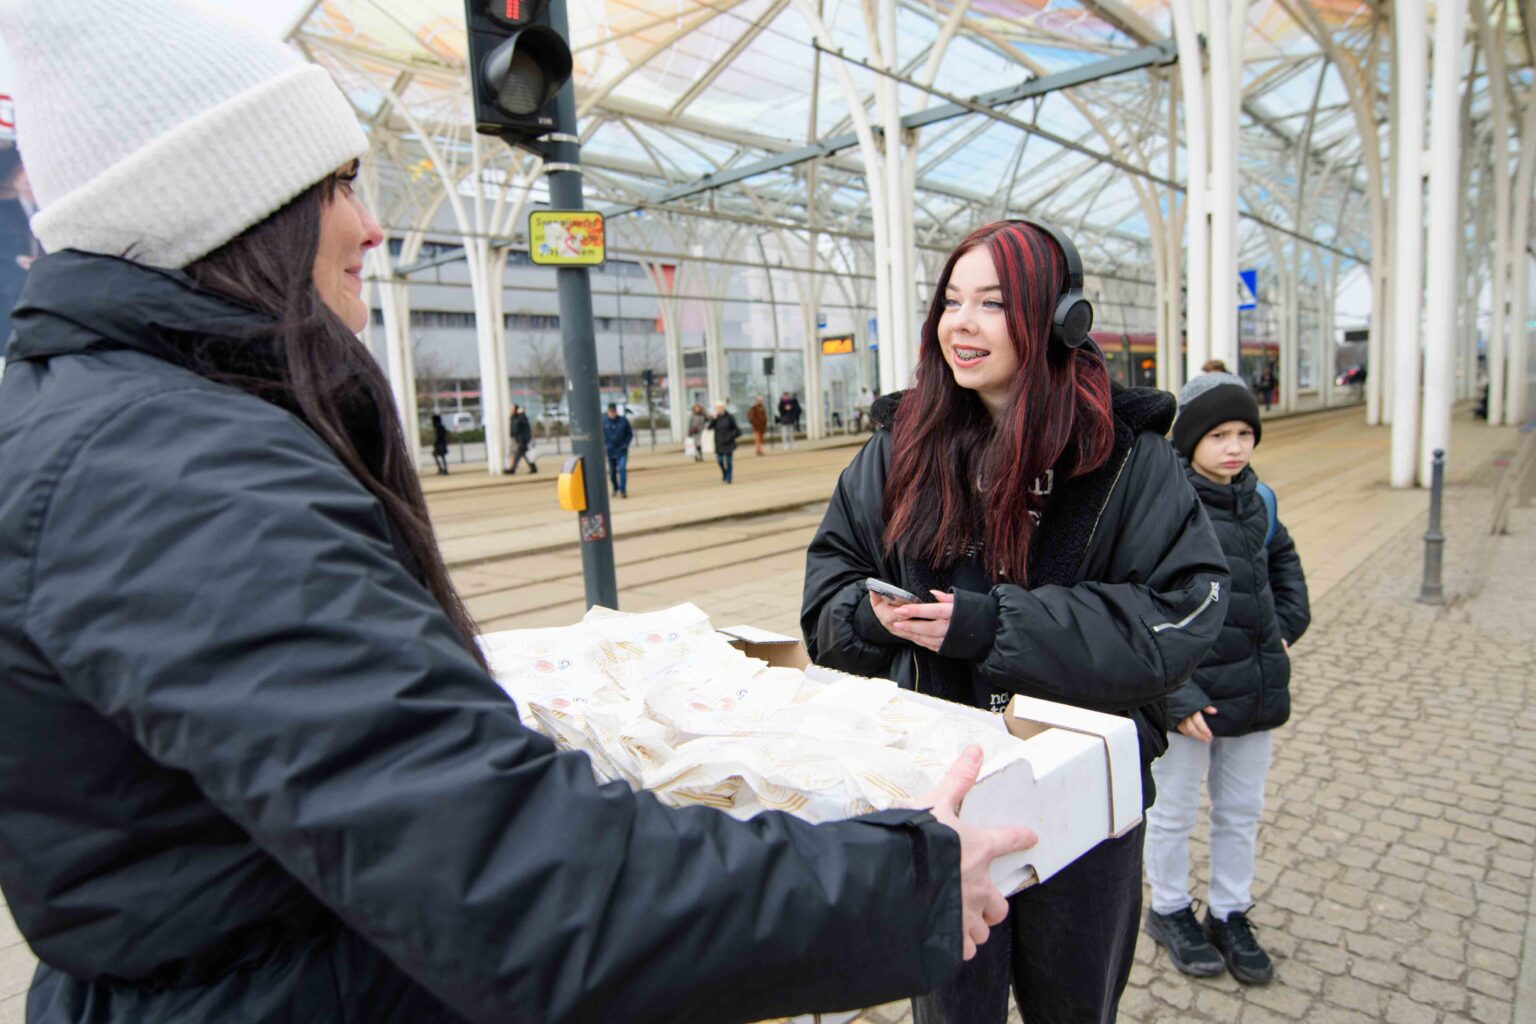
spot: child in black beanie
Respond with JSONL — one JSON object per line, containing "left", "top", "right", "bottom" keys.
{"left": 1145, "top": 372, "right": 1311, "bottom": 987}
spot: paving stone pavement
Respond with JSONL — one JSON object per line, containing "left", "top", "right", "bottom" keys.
{"left": 839, "top": 459, "right": 1536, "bottom": 1024}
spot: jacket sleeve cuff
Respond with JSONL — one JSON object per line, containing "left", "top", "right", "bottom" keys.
{"left": 937, "top": 588, "right": 999, "bottom": 662}
{"left": 854, "top": 593, "right": 903, "bottom": 646}
{"left": 1164, "top": 678, "right": 1212, "bottom": 724}
{"left": 853, "top": 809, "right": 963, "bottom": 981}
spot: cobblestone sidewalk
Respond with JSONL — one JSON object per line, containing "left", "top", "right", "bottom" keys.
{"left": 845, "top": 468, "right": 1536, "bottom": 1024}
{"left": 3, "top": 433, "right": 1531, "bottom": 1024}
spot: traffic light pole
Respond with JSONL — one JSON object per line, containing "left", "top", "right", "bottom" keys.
{"left": 541, "top": 0, "right": 618, "bottom": 609}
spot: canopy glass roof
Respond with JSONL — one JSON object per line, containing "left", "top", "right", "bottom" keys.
{"left": 271, "top": 0, "right": 1531, "bottom": 307}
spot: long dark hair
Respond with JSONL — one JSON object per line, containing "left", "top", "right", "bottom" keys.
{"left": 883, "top": 221, "right": 1115, "bottom": 583}
{"left": 184, "top": 169, "right": 487, "bottom": 668}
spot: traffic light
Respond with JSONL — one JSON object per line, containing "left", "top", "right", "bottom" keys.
{"left": 464, "top": 0, "right": 573, "bottom": 152}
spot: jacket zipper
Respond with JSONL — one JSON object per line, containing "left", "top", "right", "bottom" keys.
{"left": 1242, "top": 485, "right": 1266, "bottom": 725}
{"left": 1151, "top": 580, "right": 1222, "bottom": 633}
{"left": 1079, "top": 449, "right": 1132, "bottom": 571}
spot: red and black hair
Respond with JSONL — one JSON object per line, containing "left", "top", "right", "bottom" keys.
{"left": 883, "top": 221, "right": 1115, "bottom": 583}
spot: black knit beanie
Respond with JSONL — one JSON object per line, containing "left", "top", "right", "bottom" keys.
{"left": 1171, "top": 372, "right": 1263, "bottom": 458}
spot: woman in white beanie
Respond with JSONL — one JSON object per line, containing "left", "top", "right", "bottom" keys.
{"left": 0, "top": 2, "right": 1035, "bottom": 1022}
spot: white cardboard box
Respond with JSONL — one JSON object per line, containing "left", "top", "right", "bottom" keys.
{"left": 717, "top": 626, "right": 1142, "bottom": 893}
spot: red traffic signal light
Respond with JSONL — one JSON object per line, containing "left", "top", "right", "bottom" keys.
{"left": 488, "top": 0, "right": 533, "bottom": 27}
{"left": 466, "top": 0, "right": 573, "bottom": 148}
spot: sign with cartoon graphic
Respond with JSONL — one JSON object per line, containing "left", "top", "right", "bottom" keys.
{"left": 530, "top": 210, "right": 606, "bottom": 267}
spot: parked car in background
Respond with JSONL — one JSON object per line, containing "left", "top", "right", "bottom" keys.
{"left": 1335, "top": 365, "right": 1366, "bottom": 387}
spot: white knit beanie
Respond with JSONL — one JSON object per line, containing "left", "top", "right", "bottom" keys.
{"left": 0, "top": 0, "right": 367, "bottom": 268}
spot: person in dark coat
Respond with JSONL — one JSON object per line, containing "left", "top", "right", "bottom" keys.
{"left": 508, "top": 403, "right": 535, "bottom": 473}
{"left": 603, "top": 402, "right": 633, "bottom": 497}
{"left": 777, "top": 390, "right": 801, "bottom": 448}
{"left": 707, "top": 399, "right": 741, "bottom": 483}
{"left": 1252, "top": 364, "right": 1276, "bottom": 411}
{"left": 0, "top": 144, "right": 39, "bottom": 360}
{"left": 1144, "top": 372, "right": 1310, "bottom": 987}
{"left": 0, "top": 4, "right": 1035, "bottom": 1021}
{"left": 802, "top": 221, "right": 1229, "bottom": 1024}
{"left": 431, "top": 412, "right": 450, "bottom": 475}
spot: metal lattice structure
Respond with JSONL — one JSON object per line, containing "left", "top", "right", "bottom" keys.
{"left": 280, "top": 0, "right": 1535, "bottom": 482}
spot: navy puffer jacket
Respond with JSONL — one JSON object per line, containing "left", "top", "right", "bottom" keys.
{"left": 1165, "top": 462, "right": 1310, "bottom": 736}
{"left": 0, "top": 251, "right": 964, "bottom": 1024}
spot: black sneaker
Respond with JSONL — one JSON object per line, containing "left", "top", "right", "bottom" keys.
{"left": 1203, "top": 909, "right": 1274, "bottom": 985}
{"left": 1144, "top": 905, "right": 1225, "bottom": 977}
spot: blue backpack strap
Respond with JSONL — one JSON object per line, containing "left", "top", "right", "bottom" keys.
{"left": 1256, "top": 481, "right": 1278, "bottom": 548}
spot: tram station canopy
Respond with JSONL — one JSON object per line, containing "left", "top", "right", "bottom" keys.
{"left": 266, "top": 0, "right": 1536, "bottom": 474}
{"left": 286, "top": 0, "right": 1528, "bottom": 284}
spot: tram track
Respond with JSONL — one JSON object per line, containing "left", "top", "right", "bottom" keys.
{"left": 438, "top": 403, "right": 1380, "bottom": 632}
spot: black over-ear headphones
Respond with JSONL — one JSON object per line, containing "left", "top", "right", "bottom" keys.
{"left": 1009, "top": 220, "right": 1093, "bottom": 350}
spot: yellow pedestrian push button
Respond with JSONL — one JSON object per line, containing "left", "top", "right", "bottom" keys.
{"left": 557, "top": 456, "right": 587, "bottom": 512}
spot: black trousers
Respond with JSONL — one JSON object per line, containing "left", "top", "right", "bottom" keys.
{"left": 912, "top": 823, "right": 1144, "bottom": 1024}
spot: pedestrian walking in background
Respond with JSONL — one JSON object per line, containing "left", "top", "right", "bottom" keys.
{"left": 0, "top": 143, "right": 38, "bottom": 361}
{"left": 748, "top": 394, "right": 768, "bottom": 455}
{"left": 508, "top": 403, "right": 536, "bottom": 474}
{"left": 708, "top": 400, "right": 741, "bottom": 483}
{"left": 854, "top": 386, "right": 875, "bottom": 432}
{"left": 0, "top": 3, "right": 1039, "bottom": 1018}
{"left": 1144, "top": 372, "right": 1310, "bottom": 988}
{"left": 431, "top": 413, "right": 450, "bottom": 475}
{"left": 686, "top": 401, "right": 707, "bottom": 461}
{"left": 803, "top": 220, "right": 1229, "bottom": 1024}
{"left": 603, "top": 402, "right": 633, "bottom": 498}
{"left": 777, "top": 390, "right": 802, "bottom": 448}
{"left": 1252, "top": 364, "right": 1276, "bottom": 411}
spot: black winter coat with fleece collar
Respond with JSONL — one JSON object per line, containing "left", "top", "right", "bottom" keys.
{"left": 1164, "top": 463, "right": 1310, "bottom": 736}
{"left": 0, "top": 251, "right": 966, "bottom": 1024}
{"left": 801, "top": 386, "right": 1231, "bottom": 806}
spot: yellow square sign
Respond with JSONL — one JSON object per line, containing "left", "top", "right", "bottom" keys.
{"left": 530, "top": 211, "right": 606, "bottom": 266}
{"left": 821, "top": 334, "right": 855, "bottom": 355}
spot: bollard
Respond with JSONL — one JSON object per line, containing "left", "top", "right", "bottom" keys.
{"left": 1418, "top": 448, "right": 1446, "bottom": 604}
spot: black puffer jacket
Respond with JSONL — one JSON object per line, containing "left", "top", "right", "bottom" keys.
{"left": 510, "top": 411, "right": 532, "bottom": 446}
{"left": 1165, "top": 464, "right": 1309, "bottom": 736}
{"left": 708, "top": 411, "right": 741, "bottom": 455}
{"left": 0, "top": 251, "right": 963, "bottom": 1024}
{"left": 802, "top": 388, "right": 1230, "bottom": 806}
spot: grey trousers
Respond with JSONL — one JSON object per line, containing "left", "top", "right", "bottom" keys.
{"left": 1145, "top": 730, "right": 1274, "bottom": 920}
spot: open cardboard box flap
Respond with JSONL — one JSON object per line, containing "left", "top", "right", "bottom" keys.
{"left": 717, "top": 625, "right": 810, "bottom": 670}
{"left": 720, "top": 628, "right": 1143, "bottom": 892}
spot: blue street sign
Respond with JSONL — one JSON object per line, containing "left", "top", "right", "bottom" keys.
{"left": 868, "top": 317, "right": 878, "bottom": 349}
{"left": 1238, "top": 269, "right": 1258, "bottom": 311}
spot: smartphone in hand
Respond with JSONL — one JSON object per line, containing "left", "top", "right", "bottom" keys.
{"left": 865, "top": 578, "right": 920, "bottom": 606}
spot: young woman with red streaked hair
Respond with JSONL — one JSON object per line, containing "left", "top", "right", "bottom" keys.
{"left": 803, "top": 220, "right": 1230, "bottom": 1024}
